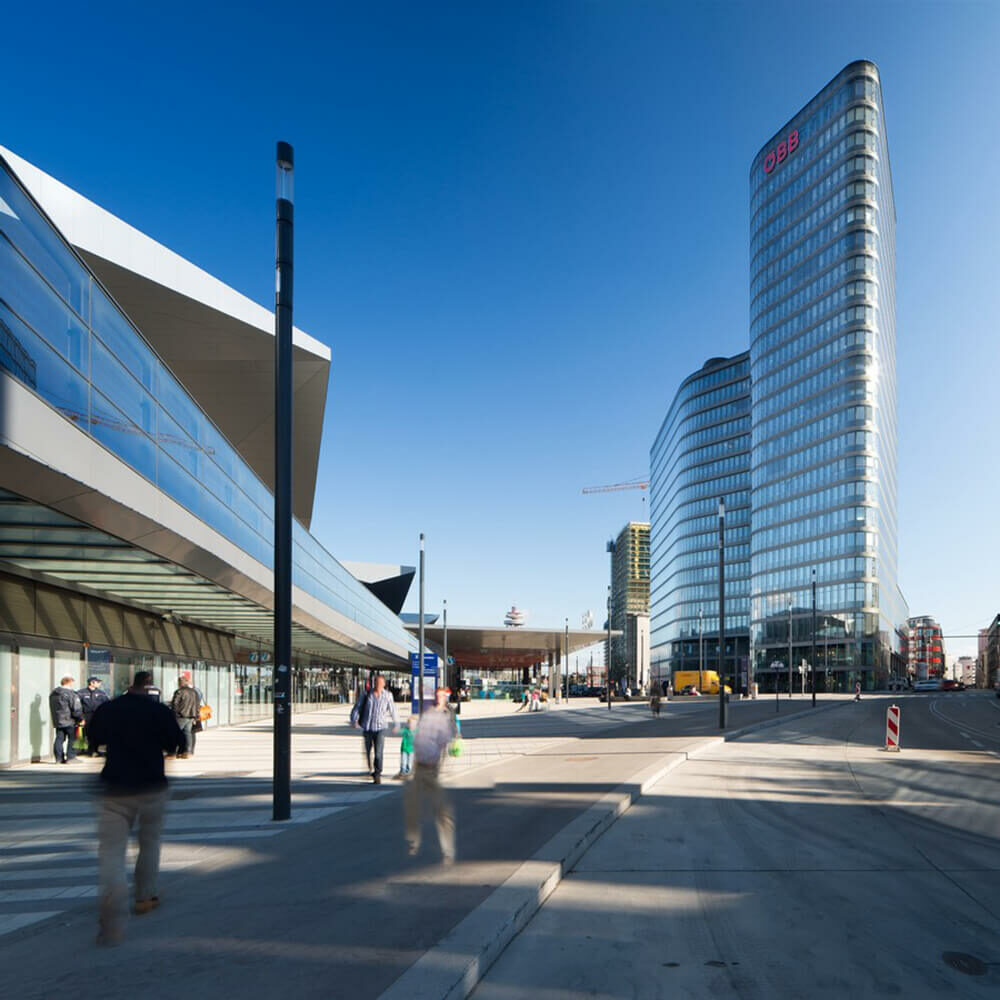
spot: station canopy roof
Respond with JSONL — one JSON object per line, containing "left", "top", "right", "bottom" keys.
{"left": 404, "top": 624, "right": 617, "bottom": 671}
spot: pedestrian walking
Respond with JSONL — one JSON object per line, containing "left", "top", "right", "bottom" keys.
{"left": 49, "top": 676, "right": 83, "bottom": 763}
{"left": 515, "top": 689, "right": 528, "bottom": 711}
{"left": 78, "top": 677, "right": 110, "bottom": 756}
{"left": 350, "top": 673, "right": 398, "bottom": 784}
{"left": 87, "top": 670, "right": 182, "bottom": 946}
{"left": 169, "top": 675, "right": 201, "bottom": 758}
{"left": 405, "top": 686, "right": 457, "bottom": 864}
{"left": 396, "top": 717, "right": 415, "bottom": 778}
{"left": 650, "top": 692, "right": 661, "bottom": 716}
{"left": 854, "top": 680, "right": 862, "bottom": 702}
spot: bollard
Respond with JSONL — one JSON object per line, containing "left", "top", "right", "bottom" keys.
{"left": 885, "top": 703, "right": 901, "bottom": 751}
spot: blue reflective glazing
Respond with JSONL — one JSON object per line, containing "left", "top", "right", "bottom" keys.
{"left": 0, "top": 157, "right": 416, "bottom": 652}
{"left": 748, "top": 62, "right": 904, "bottom": 684}
{"left": 649, "top": 354, "right": 751, "bottom": 683}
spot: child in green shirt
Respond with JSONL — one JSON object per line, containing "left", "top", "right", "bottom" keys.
{"left": 397, "top": 717, "right": 415, "bottom": 777}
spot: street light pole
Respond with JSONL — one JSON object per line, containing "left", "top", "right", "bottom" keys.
{"left": 788, "top": 599, "right": 793, "bottom": 700}
{"left": 698, "top": 606, "right": 704, "bottom": 695}
{"left": 418, "top": 533, "right": 425, "bottom": 714}
{"left": 272, "top": 142, "right": 294, "bottom": 823}
{"left": 607, "top": 585, "right": 612, "bottom": 712}
{"left": 811, "top": 567, "right": 817, "bottom": 708}
{"left": 565, "top": 617, "right": 570, "bottom": 701}
{"left": 718, "top": 497, "right": 726, "bottom": 730}
{"left": 606, "top": 538, "right": 616, "bottom": 710}
{"left": 445, "top": 598, "right": 455, "bottom": 716}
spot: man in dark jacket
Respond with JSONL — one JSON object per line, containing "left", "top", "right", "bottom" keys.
{"left": 49, "top": 676, "right": 83, "bottom": 763}
{"left": 170, "top": 675, "right": 201, "bottom": 758}
{"left": 87, "top": 670, "right": 182, "bottom": 946}
{"left": 77, "top": 677, "right": 110, "bottom": 756}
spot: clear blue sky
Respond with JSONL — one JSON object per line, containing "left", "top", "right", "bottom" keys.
{"left": 5, "top": 2, "right": 998, "bottom": 661}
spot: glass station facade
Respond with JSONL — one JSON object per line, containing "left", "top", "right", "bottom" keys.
{"left": 649, "top": 354, "right": 751, "bottom": 689}
{"left": 0, "top": 153, "right": 415, "bottom": 763}
{"left": 749, "top": 61, "right": 905, "bottom": 690}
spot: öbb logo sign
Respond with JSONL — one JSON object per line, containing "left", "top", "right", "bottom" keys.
{"left": 763, "top": 130, "right": 799, "bottom": 174}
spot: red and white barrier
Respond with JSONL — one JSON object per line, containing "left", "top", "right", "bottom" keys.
{"left": 885, "top": 704, "right": 901, "bottom": 751}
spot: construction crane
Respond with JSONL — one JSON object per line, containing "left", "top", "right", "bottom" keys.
{"left": 581, "top": 477, "right": 649, "bottom": 494}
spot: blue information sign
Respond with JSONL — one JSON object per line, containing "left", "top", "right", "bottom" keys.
{"left": 409, "top": 652, "right": 438, "bottom": 713}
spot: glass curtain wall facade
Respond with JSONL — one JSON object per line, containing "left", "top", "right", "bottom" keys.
{"left": 649, "top": 354, "right": 751, "bottom": 691}
{"left": 749, "top": 61, "right": 904, "bottom": 692}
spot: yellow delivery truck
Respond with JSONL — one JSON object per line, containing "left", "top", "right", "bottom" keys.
{"left": 672, "top": 670, "right": 731, "bottom": 695}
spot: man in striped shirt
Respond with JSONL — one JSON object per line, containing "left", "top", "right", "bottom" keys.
{"left": 350, "top": 674, "right": 398, "bottom": 784}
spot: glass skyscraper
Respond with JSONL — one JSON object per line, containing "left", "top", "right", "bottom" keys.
{"left": 749, "top": 60, "right": 905, "bottom": 690}
{"left": 649, "top": 354, "right": 751, "bottom": 689}
{"left": 650, "top": 61, "right": 906, "bottom": 696}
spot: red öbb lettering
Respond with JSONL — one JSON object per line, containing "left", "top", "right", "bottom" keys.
{"left": 763, "top": 129, "right": 800, "bottom": 174}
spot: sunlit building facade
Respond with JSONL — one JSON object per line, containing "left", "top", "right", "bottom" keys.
{"left": 749, "top": 61, "right": 906, "bottom": 691}
{"left": 649, "top": 354, "right": 751, "bottom": 690}
{"left": 0, "top": 147, "right": 416, "bottom": 764}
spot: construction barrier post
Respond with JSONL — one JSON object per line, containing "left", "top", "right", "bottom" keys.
{"left": 885, "top": 703, "right": 901, "bottom": 751}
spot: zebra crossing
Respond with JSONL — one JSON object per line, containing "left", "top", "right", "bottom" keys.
{"left": 0, "top": 772, "right": 390, "bottom": 939}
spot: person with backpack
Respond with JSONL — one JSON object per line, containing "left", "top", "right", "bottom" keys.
{"left": 49, "top": 676, "right": 83, "bottom": 763}
{"left": 350, "top": 673, "right": 397, "bottom": 784}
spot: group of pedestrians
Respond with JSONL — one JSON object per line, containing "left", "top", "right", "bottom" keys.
{"left": 48, "top": 675, "right": 110, "bottom": 763}
{"left": 55, "top": 666, "right": 456, "bottom": 947}
{"left": 48, "top": 674, "right": 203, "bottom": 763}
{"left": 350, "top": 674, "right": 459, "bottom": 864}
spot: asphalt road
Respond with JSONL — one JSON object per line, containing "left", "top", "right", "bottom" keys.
{"left": 473, "top": 692, "right": 1000, "bottom": 999}
{"left": 0, "top": 695, "right": 819, "bottom": 1000}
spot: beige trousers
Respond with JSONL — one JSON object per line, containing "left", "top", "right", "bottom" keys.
{"left": 97, "top": 787, "right": 168, "bottom": 927}
{"left": 404, "top": 762, "right": 454, "bottom": 860}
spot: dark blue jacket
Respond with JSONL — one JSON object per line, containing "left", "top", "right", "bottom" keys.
{"left": 88, "top": 692, "right": 183, "bottom": 793}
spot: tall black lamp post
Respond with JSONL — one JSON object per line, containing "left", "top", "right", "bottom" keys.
{"left": 811, "top": 567, "right": 817, "bottom": 708}
{"left": 273, "top": 142, "right": 294, "bottom": 822}
{"left": 718, "top": 496, "right": 726, "bottom": 730}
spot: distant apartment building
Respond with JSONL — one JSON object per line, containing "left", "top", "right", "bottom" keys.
{"left": 954, "top": 656, "right": 976, "bottom": 687}
{"left": 905, "top": 616, "right": 945, "bottom": 680}
{"left": 610, "top": 521, "right": 650, "bottom": 690}
{"left": 981, "top": 617, "right": 1000, "bottom": 689}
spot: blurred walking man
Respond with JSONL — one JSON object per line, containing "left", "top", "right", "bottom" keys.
{"left": 405, "top": 686, "right": 458, "bottom": 864}
{"left": 350, "top": 673, "right": 397, "bottom": 784}
{"left": 88, "top": 671, "right": 182, "bottom": 945}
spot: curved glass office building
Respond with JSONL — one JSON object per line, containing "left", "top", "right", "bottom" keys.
{"left": 749, "top": 61, "right": 905, "bottom": 690}
{"left": 649, "top": 354, "right": 751, "bottom": 689}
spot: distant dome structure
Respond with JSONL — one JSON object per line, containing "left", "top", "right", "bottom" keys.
{"left": 504, "top": 605, "right": 526, "bottom": 627}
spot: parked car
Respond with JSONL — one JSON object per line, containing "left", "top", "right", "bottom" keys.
{"left": 680, "top": 684, "right": 701, "bottom": 696}
{"left": 913, "top": 679, "right": 941, "bottom": 692}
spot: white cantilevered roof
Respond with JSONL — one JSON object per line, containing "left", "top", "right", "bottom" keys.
{"left": 0, "top": 145, "right": 330, "bottom": 529}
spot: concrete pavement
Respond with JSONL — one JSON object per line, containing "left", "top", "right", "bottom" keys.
{"left": 472, "top": 692, "right": 1000, "bottom": 999}
{"left": 0, "top": 694, "right": 818, "bottom": 998}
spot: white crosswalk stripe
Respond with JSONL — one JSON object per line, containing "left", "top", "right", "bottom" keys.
{"left": 0, "top": 778, "right": 390, "bottom": 939}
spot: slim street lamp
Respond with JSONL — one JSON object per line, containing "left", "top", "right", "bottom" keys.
{"left": 811, "top": 567, "right": 817, "bottom": 708}
{"left": 606, "top": 584, "right": 612, "bottom": 712}
{"left": 698, "top": 606, "right": 704, "bottom": 695}
{"left": 788, "top": 599, "right": 793, "bottom": 700}
{"left": 565, "top": 617, "right": 570, "bottom": 701}
{"left": 718, "top": 496, "right": 726, "bottom": 731}
{"left": 272, "top": 141, "right": 294, "bottom": 823}
{"left": 418, "top": 533, "right": 425, "bottom": 714}
{"left": 606, "top": 538, "right": 616, "bottom": 710}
